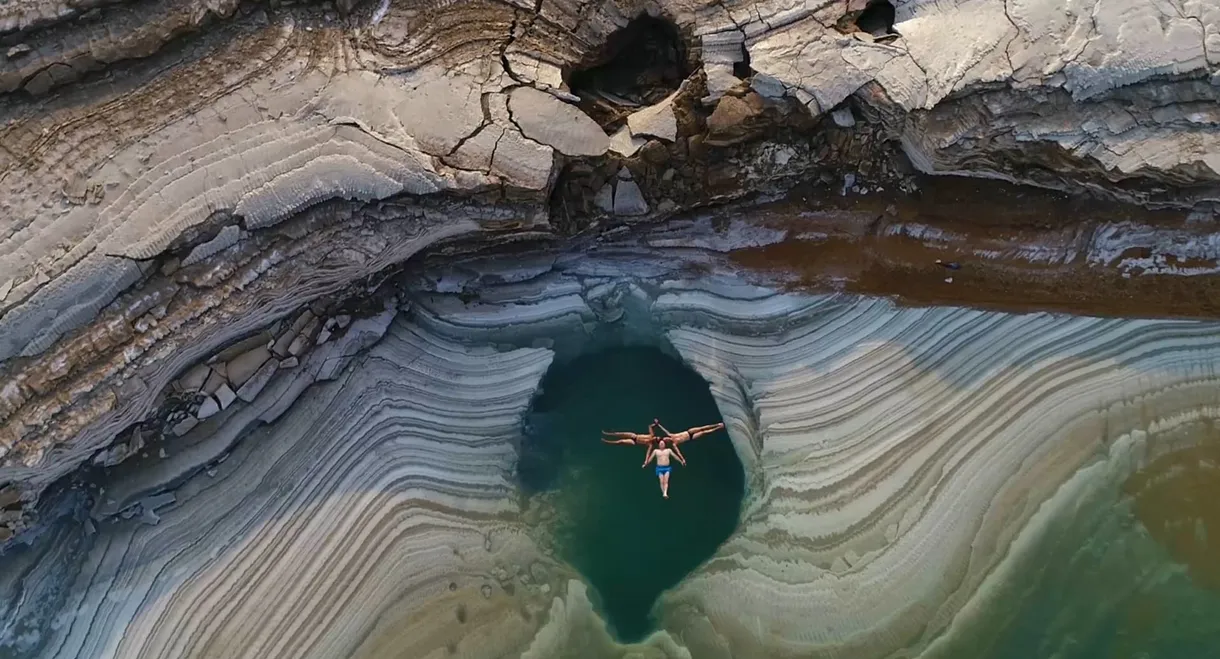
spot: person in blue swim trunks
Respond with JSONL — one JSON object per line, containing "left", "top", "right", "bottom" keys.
{"left": 642, "top": 439, "right": 685, "bottom": 498}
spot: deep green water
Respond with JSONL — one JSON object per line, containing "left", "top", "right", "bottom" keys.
{"left": 520, "top": 346, "right": 744, "bottom": 641}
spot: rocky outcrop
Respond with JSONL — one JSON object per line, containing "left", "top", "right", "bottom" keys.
{"left": 0, "top": 0, "right": 1218, "bottom": 654}
{"left": 0, "top": 0, "right": 1216, "bottom": 522}
{"left": 4, "top": 222, "right": 1220, "bottom": 656}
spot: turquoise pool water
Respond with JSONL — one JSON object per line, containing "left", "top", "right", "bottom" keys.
{"left": 520, "top": 346, "right": 744, "bottom": 641}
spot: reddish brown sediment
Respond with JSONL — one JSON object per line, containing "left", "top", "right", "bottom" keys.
{"left": 729, "top": 177, "right": 1220, "bottom": 319}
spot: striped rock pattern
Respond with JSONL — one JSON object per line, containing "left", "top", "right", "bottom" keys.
{"left": 409, "top": 252, "right": 1220, "bottom": 658}
{"left": 0, "top": 316, "right": 568, "bottom": 658}
{"left": 1, "top": 0, "right": 1217, "bottom": 521}
{"left": 4, "top": 244, "right": 1220, "bottom": 657}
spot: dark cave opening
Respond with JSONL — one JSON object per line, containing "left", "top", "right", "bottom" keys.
{"left": 855, "top": 0, "right": 898, "bottom": 38}
{"left": 565, "top": 15, "right": 688, "bottom": 124}
{"left": 733, "top": 43, "right": 753, "bottom": 79}
{"left": 518, "top": 346, "right": 744, "bottom": 641}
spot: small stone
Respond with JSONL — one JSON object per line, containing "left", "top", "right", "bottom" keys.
{"left": 202, "top": 368, "right": 226, "bottom": 394}
{"left": 140, "top": 508, "right": 161, "bottom": 526}
{"left": 6, "top": 44, "right": 32, "bottom": 59}
{"left": 226, "top": 346, "right": 271, "bottom": 387}
{"left": 278, "top": 356, "right": 299, "bottom": 369}
{"left": 196, "top": 396, "right": 220, "bottom": 420}
{"left": 481, "top": 584, "right": 493, "bottom": 599}
{"left": 626, "top": 92, "right": 678, "bottom": 142}
{"left": 707, "top": 95, "right": 761, "bottom": 136}
{"left": 335, "top": 315, "right": 352, "bottom": 329}
{"left": 613, "top": 180, "right": 649, "bottom": 216}
{"left": 315, "top": 329, "right": 332, "bottom": 345}
{"left": 177, "top": 364, "right": 210, "bottom": 392}
{"left": 617, "top": 166, "right": 633, "bottom": 180}
{"left": 287, "top": 335, "right": 309, "bottom": 357}
{"left": 608, "top": 125, "right": 646, "bottom": 157}
{"left": 639, "top": 141, "right": 669, "bottom": 165}
{"left": 236, "top": 359, "right": 278, "bottom": 402}
{"left": 215, "top": 384, "right": 237, "bottom": 410}
{"left": 944, "top": 277, "right": 954, "bottom": 283}
{"left": 171, "top": 416, "right": 199, "bottom": 437}
{"left": 831, "top": 106, "right": 856, "bottom": 128}
{"left": 158, "top": 447, "right": 168, "bottom": 459}
{"left": 271, "top": 330, "right": 296, "bottom": 358}
{"left": 206, "top": 469, "right": 217, "bottom": 478}
{"left": 0, "top": 486, "right": 20, "bottom": 509}
{"left": 213, "top": 332, "right": 273, "bottom": 364}
{"left": 290, "top": 310, "right": 315, "bottom": 334}
{"left": 661, "top": 168, "right": 676, "bottom": 182}
{"left": 540, "top": 584, "right": 551, "bottom": 594}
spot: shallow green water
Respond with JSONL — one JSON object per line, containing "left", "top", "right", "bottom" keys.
{"left": 932, "top": 435, "right": 1220, "bottom": 659}
{"left": 520, "top": 346, "right": 744, "bottom": 641}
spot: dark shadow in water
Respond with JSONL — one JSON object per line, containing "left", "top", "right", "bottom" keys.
{"left": 519, "top": 346, "right": 744, "bottom": 642}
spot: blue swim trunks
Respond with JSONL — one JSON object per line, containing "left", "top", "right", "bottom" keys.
{"left": 656, "top": 465, "right": 671, "bottom": 476}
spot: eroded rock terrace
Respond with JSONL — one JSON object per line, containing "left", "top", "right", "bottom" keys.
{"left": 0, "top": 0, "right": 1219, "bottom": 655}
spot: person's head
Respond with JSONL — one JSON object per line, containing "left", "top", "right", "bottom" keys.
{"left": 656, "top": 439, "right": 668, "bottom": 450}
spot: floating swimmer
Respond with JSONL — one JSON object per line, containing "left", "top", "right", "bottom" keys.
{"left": 642, "top": 439, "right": 684, "bottom": 498}
{"left": 652, "top": 419, "right": 725, "bottom": 447}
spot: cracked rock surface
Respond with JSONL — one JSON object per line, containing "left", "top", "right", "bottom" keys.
{"left": 0, "top": 0, "right": 1218, "bottom": 655}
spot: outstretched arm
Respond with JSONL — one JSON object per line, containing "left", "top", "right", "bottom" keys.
{"left": 673, "top": 444, "right": 687, "bottom": 466}
{"left": 642, "top": 445, "right": 655, "bottom": 467}
{"left": 656, "top": 422, "right": 675, "bottom": 437}
{"left": 602, "top": 431, "right": 638, "bottom": 440}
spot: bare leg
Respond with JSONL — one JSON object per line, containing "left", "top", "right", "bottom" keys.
{"left": 661, "top": 472, "right": 671, "bottom": 498}
{"left": 601, "top": 437, "right": 637, "bottom": 446}
{"left": 686, "top": 423, "right": 726, "bottom": 441}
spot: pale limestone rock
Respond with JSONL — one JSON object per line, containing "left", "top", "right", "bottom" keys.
{"left": 176, "top": 364, "right": 210, "bottom": 392}
{"left": 0, "top": 2, "right": 1217, "bottom": 644}
{"left": 508, "top": 87, "right": 610, "bottom": 157}
{"left": 608, "top": 126, "right": 646, "bottom": 157}
{"left": 215, "top": 384, "right": 237, "bottom": 410}
{"left": 195, "top": 396, "right": 220, "bottom": 420}
{"left": 226, "top": 346, "right": 271, "bottom": 388}
{"left": 626, "top": 92, "right": 679, "bottom": 142}
{"left": 613, "top": 180, "right": 649, "bottom": 216}
{"left": 235, "top": 358, "right": 278, "bottom": 402}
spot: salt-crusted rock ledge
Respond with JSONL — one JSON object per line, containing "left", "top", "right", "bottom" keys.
{"left": 5, "top": 245, "right": 1220, "bottom": 657}
{"left": 0, "top": 0, "right": 1218, "bottom": 553}
{"left": 409, "top": 251, "right": 1220, "bottom": 658}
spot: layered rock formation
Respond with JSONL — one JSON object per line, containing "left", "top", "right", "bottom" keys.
{"left": 11, "top": 242, "right": 1220, "bottom": 658}
{"left": 1, "top": 0, "right": 1219, "bottom": 655}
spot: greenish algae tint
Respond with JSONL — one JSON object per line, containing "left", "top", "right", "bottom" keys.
{"left": 519, "top": 346, "right": 744, "bottom": 642}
